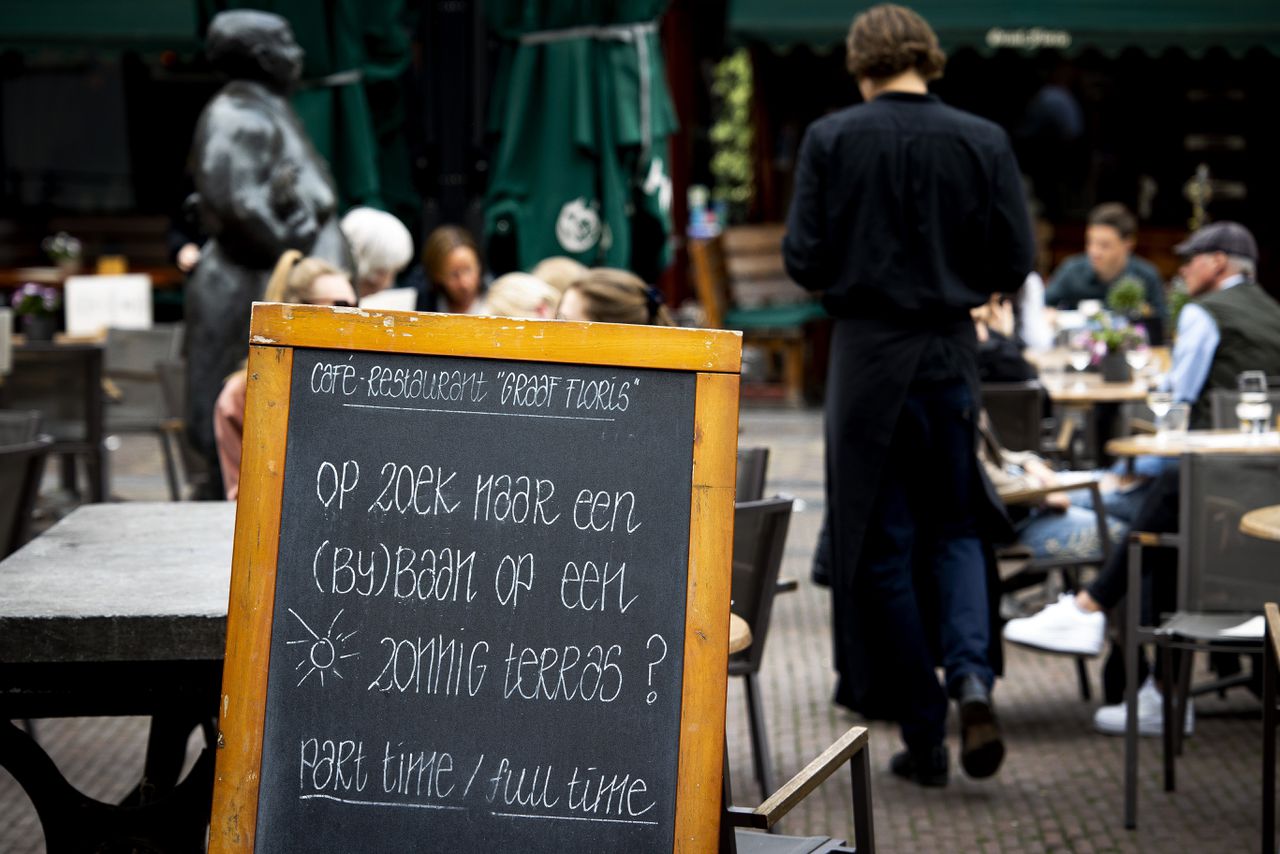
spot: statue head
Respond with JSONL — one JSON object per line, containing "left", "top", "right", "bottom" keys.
{"left": 206, "top": 10, "right": 304, "bottom": 89}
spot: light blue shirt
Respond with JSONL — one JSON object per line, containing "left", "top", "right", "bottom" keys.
{"left": 1165, "top": 274, "right": 1246, "bottom": 403}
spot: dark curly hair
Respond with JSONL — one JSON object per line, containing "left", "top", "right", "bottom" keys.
{"left": 845, "top": 4, "right": 946, "bottom": 82}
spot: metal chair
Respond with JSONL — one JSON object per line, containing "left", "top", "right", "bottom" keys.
{"left": 0, "top": 410, "right": 41, "bottom": 445}
{"left": 1122, "top": 453, "right": 1280, "bottom": 828}
{"left": 0, "top": 342, "right": 106, "bottom": 502}
{"left": 737, "top": 446, "right": 770, "bottom": 502}
{"left": 1263, "top": 601, "right": 1279, "bottom": 853}
{"left": 155, "top": 358, "right": 211, "bottom": 500}
{"left": 103, "top": 325, "right": 185, "bottom": 499}
{"left": 0, "top": 435, "right": 53, "bottom": 557}
{"left": 729, "top": 497, "right": 794, "bottom": 797}
{"left": 998, "top": 475, "right": 1113, "bottom": 700}
{"left": 982, "top": 380, "right": 1078, "bottom": 464}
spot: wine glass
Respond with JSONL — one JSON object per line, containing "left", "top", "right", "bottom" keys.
{"left": 1125, "top": 326, "right": 1151, "bottom": 374}
{"left": 1236, "top": 370, "right": 1272, "bottom": 434}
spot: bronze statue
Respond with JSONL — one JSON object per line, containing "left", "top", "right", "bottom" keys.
{"left": 185, "top": 10, "right": 351, "bottom": 490}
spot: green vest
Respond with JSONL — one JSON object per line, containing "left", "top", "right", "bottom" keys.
{"left": 1192, "top": 281, "right": 1280, "bottom": 428}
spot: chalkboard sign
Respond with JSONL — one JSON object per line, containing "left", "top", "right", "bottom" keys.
{"left": 211, "top": 305, "right": 742, "bottom": 854}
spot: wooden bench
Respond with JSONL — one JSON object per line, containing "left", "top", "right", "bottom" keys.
{"left": 689, "top": 224, "right": 826, "bottom": 405}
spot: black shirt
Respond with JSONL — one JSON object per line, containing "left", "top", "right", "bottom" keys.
{"left": 784, "top": 92, "right": 1033, "bottom": 324}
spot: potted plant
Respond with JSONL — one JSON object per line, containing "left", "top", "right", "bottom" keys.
{"left": 41, "top": 230, "right": 83, "bottom": 273}
{"left": 10, "top": 282, "right": 62, "bottom": 341}
{"left": 1088, "top": 312, "right": 1145, "bottom": 382}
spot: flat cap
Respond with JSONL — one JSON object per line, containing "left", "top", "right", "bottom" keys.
{"left": 1174, "top": 221, "right": 1258, "bottom": 262}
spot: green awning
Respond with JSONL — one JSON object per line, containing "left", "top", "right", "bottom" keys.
{"left": 483, "top": 1, "right": 678, "bottom": 280}
{"left": 0, "top": 0, "right": 201, "bottom": 51}
{"left": 729, "top": 0, "right": 1280, "bottom": 56}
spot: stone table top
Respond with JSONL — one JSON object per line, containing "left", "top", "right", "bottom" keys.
{"left": 0, "top": 502, "right": 235, "bottom": 664}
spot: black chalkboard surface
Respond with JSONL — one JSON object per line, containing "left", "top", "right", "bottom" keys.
{"left": 252, "top": 348, "right": 695, "bottom": 853}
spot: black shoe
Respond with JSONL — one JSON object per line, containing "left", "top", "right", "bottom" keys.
{"left": 889, "top": 744, "right": 949, "bottom": 787}
{"left": 953, "top": 674, "right": 1005, "bottom": 779}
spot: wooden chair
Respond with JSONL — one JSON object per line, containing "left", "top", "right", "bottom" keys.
{"left": 1122, "top": 453, "right": 1280, "bottom": 828}
{"left": 0, "top": 436, "right": 52, "bottom": 558}
{"left": 103, "top": 325, "right": 185, "bottom": 500}
{"left": 729, "top": 497, "right": 794, "bottom": 796}
{"left": 725, "top": 725, "right": 875, "bottom": 853}
{"left": 1263, "top": 601, "right": 1279, "bottom": 853}
{"left": 689, "top": 225, "right": 826, "bottom": 405}
{"left": 0, "top": 343, "right": 106, "bottom": 502}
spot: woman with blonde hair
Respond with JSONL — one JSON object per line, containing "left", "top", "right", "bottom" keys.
{"left": 214, "top": 250, "right": 357, "bottom": 499}
{"left": 556, "top": 268, "right": 673, "bottom": 326}
{"left": 482, "top": 272, "right": 561, "bottom": 319}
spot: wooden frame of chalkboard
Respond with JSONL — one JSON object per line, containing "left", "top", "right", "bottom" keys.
{"left": 210, "top": 303, "right": 742, "bottom": 854}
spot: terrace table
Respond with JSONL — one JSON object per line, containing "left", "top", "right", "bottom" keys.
{"left": 0, "top": 502, "right": 234, "bottom": 853}
{"left": 1106, "top": 429, "right": 1280, "bottom": 458}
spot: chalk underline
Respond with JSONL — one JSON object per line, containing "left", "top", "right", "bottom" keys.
{"left": 298, "top": 794, "right": 465, "bottom": 811}
{"left": 491, "top": 811, "right": 659, "bottom": 826}
{"left": 296, "top": 795, "right": 657, "bottom": 826}
{"left": 342, "top": 403, "right": 616, "bottom": 423}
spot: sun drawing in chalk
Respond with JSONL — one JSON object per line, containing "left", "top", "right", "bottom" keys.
{"left": 287, "top": 607, "right": 359, "bottom": 688}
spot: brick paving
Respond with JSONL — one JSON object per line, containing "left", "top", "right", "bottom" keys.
{"left": 1, "top": 408, "right": 1266, "bottom": 851}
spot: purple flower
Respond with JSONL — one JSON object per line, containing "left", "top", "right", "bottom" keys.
{"left": 10, "top": 282, "right": 61, "bottom": 316}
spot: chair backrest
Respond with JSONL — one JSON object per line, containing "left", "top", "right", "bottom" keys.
{"left": 0, "top": 436, "right": 52, "bottom": 557}
{"left": 688, "top": 225, "right": 810, "bottom": 329}
{"left": 104, "top": 324, "right": 185, "bottom": 432}
{"left": 0, "top": 343, "right": 104, "bottom": 449}
{"left": 1178, "top": 453, "right": 1280, "bottom": 612}
{"left": 0, "top": 410, "right": 41, "bottom": 445}
{"left": 156, "top": 358, "right": 211, "bottom": 497}
{"left": 736, "top": 446, "right": 770, "bottom": 502}
{"left": 1207, "top": 388, "right": 1280, "bottom": 431}
{"left": 730, "top": 497, "right": 794, "bottom": 673}
{"left": 980, "top": 381, "right": 1045, "bottom": 452}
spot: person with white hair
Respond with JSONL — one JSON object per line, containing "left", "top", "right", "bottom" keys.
{"left": 340, "top": 207, "right": 414, "bottom": 298}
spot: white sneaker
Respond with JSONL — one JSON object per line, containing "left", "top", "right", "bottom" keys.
{"left": 1093, "top": 676, "right": 1195, "bottom": 737}
{"left": 1002, "top": 594, "right": 1105, "bottom": 656}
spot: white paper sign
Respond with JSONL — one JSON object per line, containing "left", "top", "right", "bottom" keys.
{"left": 358, "top": 286, "right": 416, "bottom": 311}
{"left": 64, "top": 274, "right": 153, "bottom": 336}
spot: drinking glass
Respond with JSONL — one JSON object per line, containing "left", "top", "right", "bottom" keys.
{"left": 1161, "top": 403, "right": 1190, "bottom": 438}
{"left": 1236, "top": 370, "right": 1272, "bottom": 433}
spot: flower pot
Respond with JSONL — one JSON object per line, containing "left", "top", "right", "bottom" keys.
{"left": 21, "top": 314, "right": 57, "bottom": 341}
{"left": 1100, "top": 351, "right": 1131, "bottom": 383}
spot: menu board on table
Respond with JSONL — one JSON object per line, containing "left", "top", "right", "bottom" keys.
{"left": 210, "top": 304, "right": 742, "bottom": 854}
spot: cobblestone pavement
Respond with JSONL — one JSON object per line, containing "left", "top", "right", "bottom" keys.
{"left": 2, "top": 408, "right": 1265, "bottom": 851}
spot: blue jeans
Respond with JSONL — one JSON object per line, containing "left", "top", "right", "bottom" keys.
{"left": 1017, "top": 505, "right": 1127, "bottom": 562}
{"left": 858, "top": 379, "right": 992, "bottom": 750}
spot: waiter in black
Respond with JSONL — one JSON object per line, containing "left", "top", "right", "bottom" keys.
{"left": 784, "top": 4, "right": 1034, "bottom": 786}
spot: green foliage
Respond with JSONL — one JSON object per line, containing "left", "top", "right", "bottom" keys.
{"left": 1106, "top": 275, "right": 1149, "bottom": 316}
{"left": 709, "top": 49, "right": 755, "bottom": 219}
{"left": 1088, "top": 311, "right": 1144, "bottom": 353}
